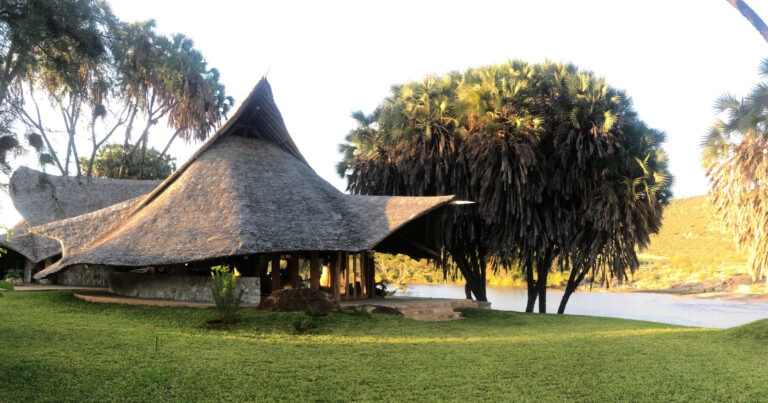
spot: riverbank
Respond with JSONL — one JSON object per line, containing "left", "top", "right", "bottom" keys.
{"left": 400, "top": 283, "right": 768, "bottom": 328}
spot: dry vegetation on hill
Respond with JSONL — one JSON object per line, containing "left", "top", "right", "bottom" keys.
{"left": 630, "top": 195, "right": 750, "bottom": 292}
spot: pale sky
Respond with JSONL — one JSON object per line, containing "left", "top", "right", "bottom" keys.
{"left": 2, "top": 0, "right": 767, "bottom": 226}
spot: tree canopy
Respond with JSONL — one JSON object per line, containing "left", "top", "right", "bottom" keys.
{"left": 79, "top": 143, "right": 175, "bottom": 180}
{"left": 702, "top": 58, "right": 768, "bottom": 287}
{"left": 0, "top": 0, "right": 115, "bottom": 175}
{"left": 339, "top": 61, "right": 672, "bottom": 312}
{"left": 0, "top": 0, "right": 233, "bottom": 182}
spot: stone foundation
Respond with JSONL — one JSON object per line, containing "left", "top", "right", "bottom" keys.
{"left": 56, "top": 265, "right": 113, "bottom": 287}
{"left": 108, "top": 272, "right": 260, "bottom": 304}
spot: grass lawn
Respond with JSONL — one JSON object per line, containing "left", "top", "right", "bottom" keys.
{"left": 1, "top": 291, "right": 767, "bottom": 401}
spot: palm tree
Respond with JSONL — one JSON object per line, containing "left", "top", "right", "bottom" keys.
{"left": 702, "top": 58, "right": 768, "bottom": 287}
{"left": 336, "top": 108, "right": 383, "bottom": 179}
{"left": 341, "top": 62, "right": 672, "bottom": 309}
{"left": 111, "top": 22, "right": 233, "bottom": 178}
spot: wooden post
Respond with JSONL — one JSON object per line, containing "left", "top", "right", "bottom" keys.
{"left": 271, "top": 254, "right": 281, "bottom": 293}
{"left": 342, "top": 252, "right": 349, "bottom": 300}
{"left": 309, "top": 251, "right": 320, "bottom": 290}
{"left": 360, "top": 252, "right": 369, "bottom": 299}
{"left": 367, "top": 252, "right": 376, "bottom": 299}
{"left": 332, "top": 252, "right": 341, "bottom": 301}
{"left": 289, "top": 253, "right": 300, "bottom": 288}
{"left": 352, "top": 253, "right": 358, "bottom": 299}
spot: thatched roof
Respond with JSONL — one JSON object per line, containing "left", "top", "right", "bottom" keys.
{"left": 33, "top": 79, "right": 456, "bottom": 279}
{"left": 2, "top": 167, "right": 160, "bottom": 262}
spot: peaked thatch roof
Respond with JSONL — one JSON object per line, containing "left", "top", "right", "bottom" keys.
{"left": 33, "top": 79, "right": 456, "bottom": 279}
{"left": 2, "top": 167, "right": 160, "bottom": 262}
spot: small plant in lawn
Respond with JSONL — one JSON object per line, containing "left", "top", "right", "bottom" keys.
{"left": 292, "top": 317, "right": 319, "bottom": 334}
{"left": 209, "top": 265, "right": 244, "bottom": 328}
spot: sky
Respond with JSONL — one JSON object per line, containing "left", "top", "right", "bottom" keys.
{"left": 2, "top": 0, "right": 768, "bottom": 226}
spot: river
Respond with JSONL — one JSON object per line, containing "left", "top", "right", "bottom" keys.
{"left": 398, "top": 284, "right": 768, "bottom": 328}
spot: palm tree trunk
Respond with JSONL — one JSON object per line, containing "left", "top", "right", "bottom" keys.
{"left": 726, "top": 0, "right": 768, "bottom": 44}
{"left": 535, "top": 250, "right": 554, "bottom": 314}
{"left": 558, "top": 265, "right": 581, "bottom": 314}
{"left": 525, "top": 256, "right": 537, "bottom": 312}
{"left": 536, "top": 263, "right": 548, "bottom": 314}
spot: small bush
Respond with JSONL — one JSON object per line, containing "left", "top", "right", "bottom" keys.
{"left": 3, "top": 268, "right": 22, "bottom": 280}
{"left": 210, "top": 265, "right": 244, "bottom": 328}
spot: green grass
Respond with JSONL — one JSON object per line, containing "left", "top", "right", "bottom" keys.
{"left": 1, "top": 291, "right": 767, "bottom": 401}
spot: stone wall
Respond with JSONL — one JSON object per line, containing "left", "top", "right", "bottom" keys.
{"left": 56, "top": 264, "right": 113, "bottom": 287}
{"left": 109, "top": 272, "right": 260, "bottom": 304}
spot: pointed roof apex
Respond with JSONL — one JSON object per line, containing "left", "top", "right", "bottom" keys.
{"left": 134, "top": 78, "right": 309, "bottom": 212}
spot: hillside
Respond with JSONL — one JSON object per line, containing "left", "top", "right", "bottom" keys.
{"left": 631, "top": 195, "right": 750, "bottom": 292}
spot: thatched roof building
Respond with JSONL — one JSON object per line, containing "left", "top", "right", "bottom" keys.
{"left": 31, "top": 79, "right": 457, "bottom": 301}
{"left": 0, "top": 167, "right": 159, "bottom": 280}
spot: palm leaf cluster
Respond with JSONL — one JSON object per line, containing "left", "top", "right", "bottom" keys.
{"left": 339, "top": 61, "right": 672, "bottom": 311}
{"left": 702, "top": 58, "right": 768, "bottom": 286}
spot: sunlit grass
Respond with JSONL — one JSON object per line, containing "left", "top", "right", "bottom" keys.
{"left": 1, "top": 291, "right": 766, "bottom": 401}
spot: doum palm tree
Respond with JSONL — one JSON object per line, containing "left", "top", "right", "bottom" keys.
{"left": 702, "top": 58, "right": 768, "bottom": 287}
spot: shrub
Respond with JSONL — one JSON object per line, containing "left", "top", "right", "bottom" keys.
{"left": 3, "top": 268, "right": 22, "bottom": 280}
{"left": 210, "top": 265, "right": 244, "bottom": 328}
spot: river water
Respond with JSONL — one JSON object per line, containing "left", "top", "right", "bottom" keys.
{"left": 398, "top": 284, "right": 768, "bottom": 328}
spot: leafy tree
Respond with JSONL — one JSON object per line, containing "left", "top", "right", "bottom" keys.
{"left": 702, "top": 58, "right": 768, "bottom": 287}
{"left": 12, "top": 19, "right": 233, "bottom": 179}
{"left": 0, "top": 0, "right": 115, "bottom": 177}
{"left": 79, "top": 143, "right": 175, "bottom": 179}
{"left": 340, "top": 62, "right": 671, "bottom": 312}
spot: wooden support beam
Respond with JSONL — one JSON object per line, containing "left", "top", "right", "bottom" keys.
{"left": 367, "top": 252, "right": 376, "bottom": 299}
{"left": 361, "top": 253, "right": 368, "bottom": 298}
{"left": 309, "top": 251, "right": 320, "bottom": 290}
{"left": 342, "top": 252, "right": 349, "bottom": 300}
{"left": 352, "top": 253, "right": 358, "bottom": 299}
{"left": 289, "top": 254, "right": 300, "bottom": 288}
{"left": 332, "top": 252, "right": 341, "bottom": 301}
{"left": 271, "top": 254, "right": 281, "bottom": 293}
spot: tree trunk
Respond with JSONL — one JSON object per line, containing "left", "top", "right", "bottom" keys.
{"left": 536, "top": 263, "right": 548, "bottom": 314}
{"left": 558, "top": 267, "right": 580, "bottom": 314}
{"left": 525, "top": 257, "right": 537, "bottom": 313}
{"left": 464, "top": 282, "right": 472, "bottom": 299}
{"left": 558, "top": 262, "right": 590, "bottom": 314}
{"left": 452, "top": 252, "right": 488, "bottom": 302}
{"left": 726, "top": 0, "right": 768, "bottom": 44}
{"left": 154, "top": 129, "right": 180, "bottom": 178}
{"left": 535, "top": 250, "right": 554, "bottom": 314}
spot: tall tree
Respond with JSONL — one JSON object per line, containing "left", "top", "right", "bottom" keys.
{"left": 340, "top": 62, "right": 672, "bottom": 311}
{"left": 0, "top": 0, "right": 115, "bottom": 176}
{"left": 702, "top": 58, "right": 768, "bottom": 287}
{"left": 7, "top": 16, "right": 233, "bottom": 180}
{"left": 110, "top": 22, "right": 233, "bottom": 179}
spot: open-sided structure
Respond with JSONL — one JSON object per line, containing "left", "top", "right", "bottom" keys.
{"left": 31, "top": 79, "right": 457, "bottom": 303}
